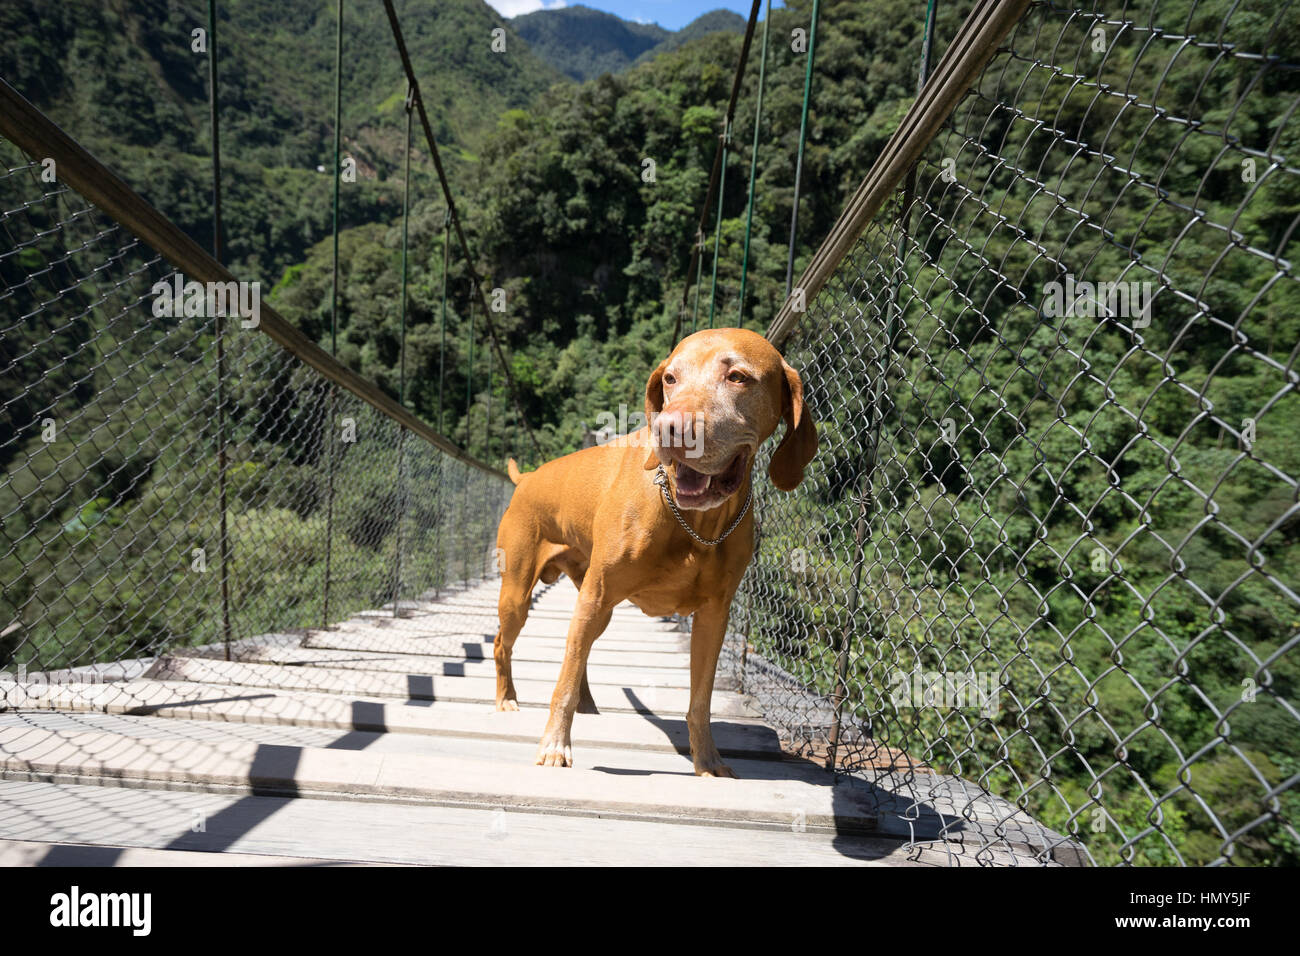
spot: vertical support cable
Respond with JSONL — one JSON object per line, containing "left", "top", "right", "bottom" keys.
{"left": 206, "top": 0, "right": 231, "bottom": 662}
{"left": 462, "top": 281, "right": 473, "bottom": 586}
{"left": 465, "top": 280, "right": 475, "bottom": 452}
{"left": 672, "top": 0, "right": 763, "bottom": 344}
{"left": 461, "top": 453, "right": 470, "bottom": 587}
{"left": 399, "top": 84, "right": 412, "bottom": 411}
{"left": 330, "top": 0, "right": 344, "bottom": 358}
{"left": 393, "top": 428, "right": 406, "bottom": 616}
{"left": 706, "top": 120, "right": 731, "bottom": 330}
{"left": 826, "top": 0, "right": 938, "bottom": 772}
{"left": 323, "top": 0, "right": 344, "bottom": 628}
{"left": 433, "top": 208, "right": 450, "bottom": 598}
{"left": 737, "top": 0, "right": 772, "bottom": 325}
{"left": 785, "top": 0, "right": 821, "bottom": 298}
{"left": 691, "top": 231, "right": 705, "bottom": 334}
{"left": 393, "top": 84, "right": 413, "bottom": 618}
{"left": 486, "top": 335, "right": 493, "bottom": 465}
{"left": 438, "top": 208, "right": 450, "bottom": 434}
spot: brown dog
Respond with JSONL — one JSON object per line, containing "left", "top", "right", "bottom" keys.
{"left": 493, "top": 327, "right": 817, "bottom": 776}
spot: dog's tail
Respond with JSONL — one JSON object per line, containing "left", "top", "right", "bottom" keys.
{"left": 507, "top": 458, "right": 523, "bottom": 485}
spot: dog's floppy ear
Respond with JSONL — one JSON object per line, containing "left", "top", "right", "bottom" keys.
{"left": 642, "top": 357, "right": 668, "bottom": 470}
{"left": 768, "top": 358, "right": 818, "bottom": 491}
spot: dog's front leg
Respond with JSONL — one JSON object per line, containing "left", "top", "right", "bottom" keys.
{"left": 688, "top": 599, "right": 737, "bottom": 778}
{"left": 536, "top": 585, "right": 613, "bottom": 767}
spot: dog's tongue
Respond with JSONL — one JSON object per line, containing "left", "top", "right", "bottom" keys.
{"left": 674, "top": 462, "right": 710, "bottom": 496}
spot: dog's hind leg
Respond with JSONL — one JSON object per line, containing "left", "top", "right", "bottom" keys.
{"left": 494, "top": 539, "right": 551, "bottom": 712}
{"left": 494, "top": 575, "right": 532, "bottom": 712}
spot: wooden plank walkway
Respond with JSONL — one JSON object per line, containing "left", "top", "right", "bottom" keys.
{"left": 0, "top": 580, "right": 1058, "bottom": 866}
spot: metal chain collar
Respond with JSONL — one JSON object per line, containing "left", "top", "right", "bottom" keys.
{"left": 653, "top": 465, "right": 751, "bottom": 547}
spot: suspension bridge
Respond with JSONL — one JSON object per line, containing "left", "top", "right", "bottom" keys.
{"left": 0, "top": 0, "right": 1296, "bottom": 866}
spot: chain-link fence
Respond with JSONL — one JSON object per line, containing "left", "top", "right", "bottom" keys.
{"left": 737, "top": 0, "right": 1300, "bottom": 866}
{"left": 0, "top": 133, "right": 511, "bottom": 700}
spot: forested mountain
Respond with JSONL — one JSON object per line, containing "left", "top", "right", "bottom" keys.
{"left": 270, "top": 0, "right": 945, "bottom": 455}
{"left": 0, "top": 0, "right": 566, "bottom": 280}
{"left": 512, "top": 5, "right": 745, "bottom": 81}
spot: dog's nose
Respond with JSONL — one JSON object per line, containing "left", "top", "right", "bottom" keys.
{"left": 654, "top": 409, "right": 701, "bottom": 451}
{"left": 654, "top": 410, "right": 682, "bottom": 448}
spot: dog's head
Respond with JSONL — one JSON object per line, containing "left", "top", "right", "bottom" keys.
{"left": 643, "top": 328, "right": 818, "bottom": 511}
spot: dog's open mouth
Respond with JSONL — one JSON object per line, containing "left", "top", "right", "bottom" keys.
{"left": 672, "top": 451, "right": 747, "bottom": 506}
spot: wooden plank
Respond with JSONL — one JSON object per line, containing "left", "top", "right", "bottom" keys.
{"left": 0, "top": 780, "right": 996, "bottom": 867}
{"left": 0, "top": 727, "right": 878, "bottom": 832}
{"left": 3, "top": 680, "right": 785, "bottom": 758}
{"left": 144, "top": 656, "right": 757, "bottom": 717}
{"left": 0, "top": 838, "right": 373, "bottom": 867}
{"left": 332, "top": 621, "right": 688, "bottom": 652}
{"left": 0, "top": 709, "right": 821, "bottom": 782}
{"left": 304, "top": 632, "right": 691, "bottom": 668}
{"left": 180, "top": 644, "right": 699, "bottom": 689}
{"left": 0, "top": 716, "right": 1064, "bottom": 863}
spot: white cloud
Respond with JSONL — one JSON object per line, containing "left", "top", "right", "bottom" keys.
{"left": 489, "top": 0, "right": 567, "bottom": 17}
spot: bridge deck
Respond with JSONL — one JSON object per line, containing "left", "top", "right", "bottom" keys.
{"left": 0, "top": 580, "right": 1049, "bottom": 866}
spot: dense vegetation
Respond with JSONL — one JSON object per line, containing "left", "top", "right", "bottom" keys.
{"left": 1, "top": 0, "right": 1296, "bottom": 866}
{"left": 738, "top": 0, "right": 1300, "bottom": 865}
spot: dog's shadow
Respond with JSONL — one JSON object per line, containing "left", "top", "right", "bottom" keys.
{"left": 594, "top": 688, "right": 969, "bottom": 863}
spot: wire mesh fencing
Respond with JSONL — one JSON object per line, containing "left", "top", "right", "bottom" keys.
{"left": 0, "top": 134, "right": 512, "bottom": 704}
{"left": 735, "top": 0, "right": 1300, "bottom": 866}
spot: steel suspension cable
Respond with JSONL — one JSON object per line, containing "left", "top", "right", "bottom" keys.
{"left": 438, "top": 207, "right": 450, "bottom": 434}
{"left": 785, "top": 0, "right": 821, "bottom": 298}
{"left": 206, "top": 0, "right": 231, "bottom": 660}
{"left": 323, "top": 0, "right": 343, "bottom": 626}
{"left": 825, "top": 0, "right": 938, "bottom": 772}
{"left": 673, "top": 0, "right": 763, "bottom": 343}
{"left": 330, "top": 0, "right": 343, "bottom": 357}
{"left": 706, "top": 118, "right": 731, "bottom": 329}
{"left": 399, "top": 84, "right": 412, "bottom": 408}
{"left": 466, "top": 279, "right": 475, "bottom": 450}
{"left": 737, "top": 0, "right": 773, "bottom": 326}
{"left": 381, "top": 0, "right": 540, "bottom": 461}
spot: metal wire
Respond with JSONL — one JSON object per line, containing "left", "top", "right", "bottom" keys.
{"left": 734, "top": 0, "right": 1300, "bottom": 866}
{"left": 0, "top": 135, "right": 511, "bottom": 698}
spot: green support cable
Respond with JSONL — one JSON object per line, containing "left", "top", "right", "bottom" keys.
{"left": 827, "top": 0, "right": 939, "bottom": 773}
{"left": 785, "top": 0, "right": 821, "bottom": 298}
{"left": 330, "top": 0, "right": 343, "bottom": 356}
{"left": 691, "top": 230, "right": 704, "bottom": 334}
{"left": 465, "top": 280, "right": 475, "bottom": 454}
{"left": 323, "top": 0, "right": 343, "bottom": 627}
{"left": 399, "top": 85, "right": 412, "bottom": 408}
{"left": 392, "top": 84, "right": 412, "bottom": 618}
{"left": 737, "top": 0, "right": 772, "bottom": 326}
{"left": 206, "top": 0, "right": 231, "bottom": 661}
{"left": 707, "top": 120, "right": 731, "bottom": 330}
{"left": 438, "top": 209, "right": 450, "bottom": 434}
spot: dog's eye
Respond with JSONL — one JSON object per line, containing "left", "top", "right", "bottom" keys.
{"left": 663, "top": 372, "right": 676, "bottom": 386}
{"left": 727, "top": 370, "right": 748, "bottom": 384}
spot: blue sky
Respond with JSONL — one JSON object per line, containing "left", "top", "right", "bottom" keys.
{"left": 486, "top": 1, "right": 782, "bottom": 32}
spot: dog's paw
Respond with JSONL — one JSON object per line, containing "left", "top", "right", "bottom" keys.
{"left": 535, "top": 739, "right": 573, "bottom": 767}
{"left": 495, "top": 697, "right": 520, "bottom": 712}
{"left": 693, "top": 755, "right": 737, "bottom": 778}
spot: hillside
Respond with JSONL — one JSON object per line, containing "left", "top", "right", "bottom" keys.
{"left": 512, "top": 5, "right": 746, "bottom": 81}
{"left": 0, "top": 0, "right": 565, "bottom": 279}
